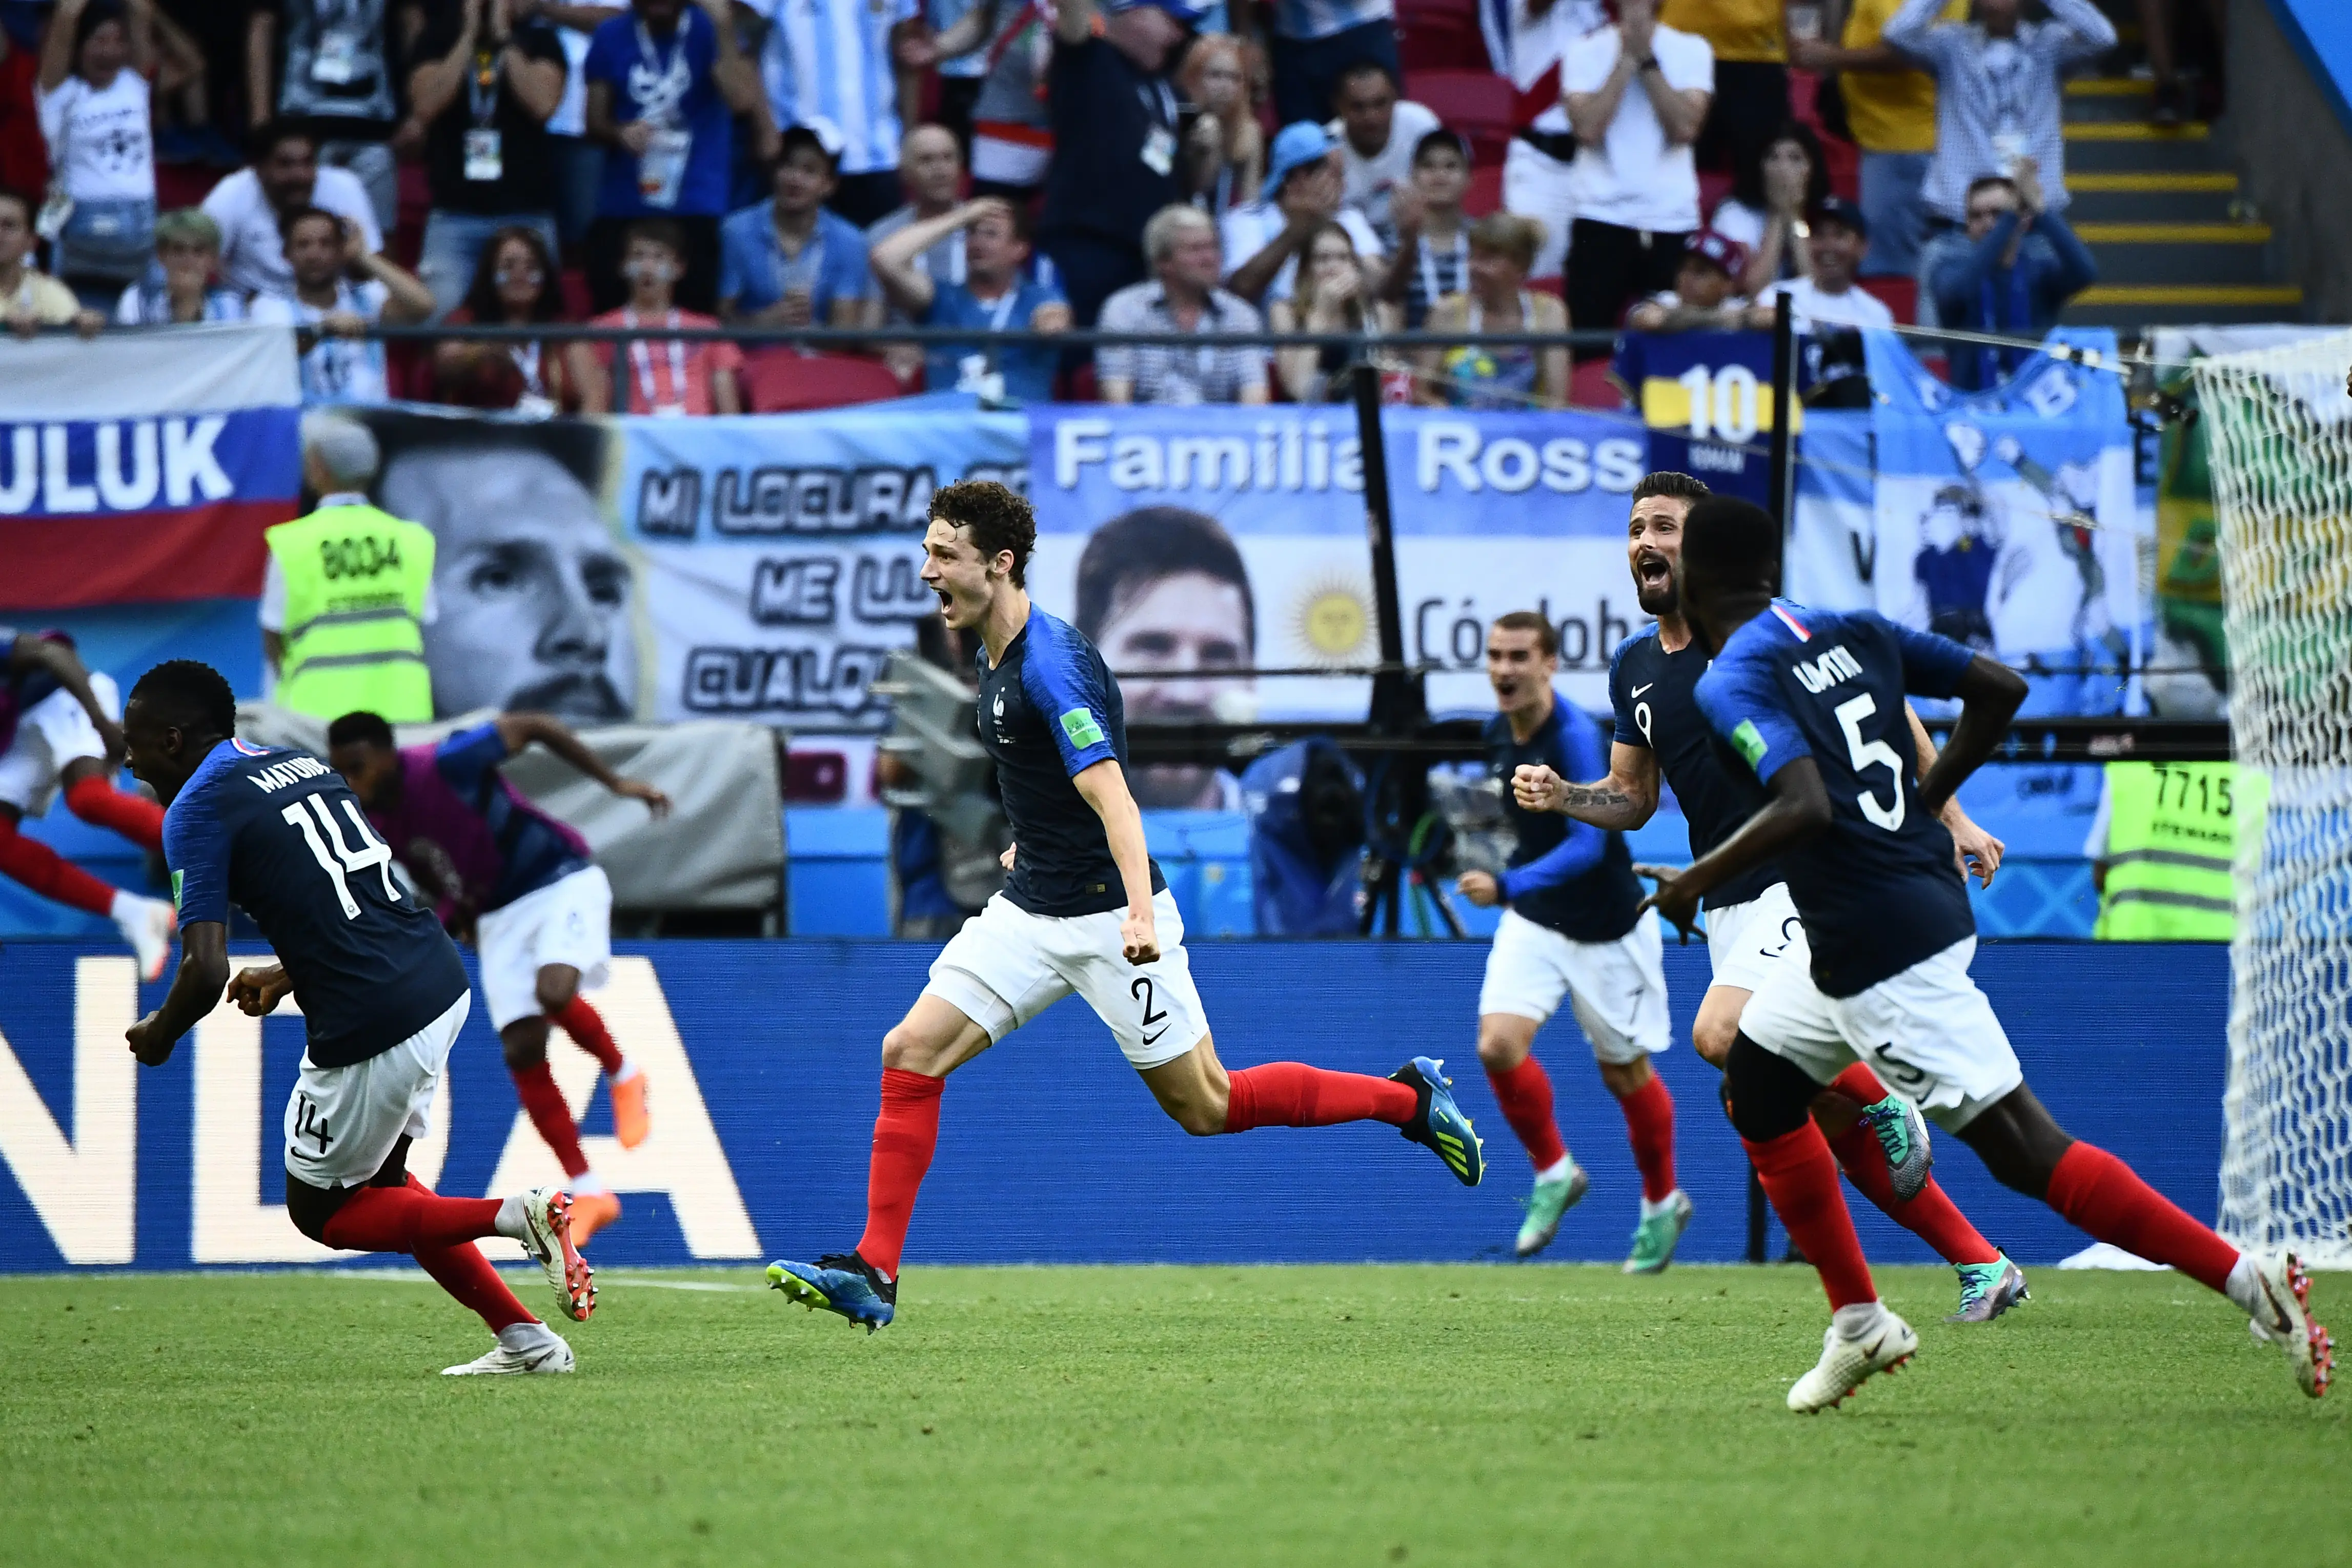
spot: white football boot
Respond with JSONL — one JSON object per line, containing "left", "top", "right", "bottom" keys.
{"left": 518, "top": 1187, "right": 596, "bottom": 1322}
{"left": 2245, "top": 1253, "right": 2334, "bottom": 1399}
{"left": 443, "top": 1324, "right": 575, "bottom": 1377}
{"left": 1788, "top": 1310, "right": 1919, "bottom": 1413}
{"left": 114, "top": 894, "right": 176, "bottom": 983}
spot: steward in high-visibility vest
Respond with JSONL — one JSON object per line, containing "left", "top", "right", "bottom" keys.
{"left": 265, "top": 500, "right": 436, "bottom": 723}
{"left": 2092, "top": 761, "right": 2260, "bottom": 941}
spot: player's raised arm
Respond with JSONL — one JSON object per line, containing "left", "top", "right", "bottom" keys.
{"left": 127, "top": 920, "right": 229, "bottom": 1065}
{"left": 1512, "top": 743, "right": 1660, "bottom": 829}
{"left": 492, "top": 710, "right": 672, "bottom": 817}
{"left": 9, "top": 632, "right": 125, "bottom": 758}
{"left": 1916, "top": 655, "right": 2026, "bottom": 820}
{"left": 1071, "top": 758, "right": 1161, "bottom": 965}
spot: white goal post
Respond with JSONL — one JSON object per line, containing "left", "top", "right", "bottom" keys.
{"left": 2194, "top": 327, "right": 2352, "bottom": 1269}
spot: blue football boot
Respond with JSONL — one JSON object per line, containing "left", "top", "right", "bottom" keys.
{"left": 767, "top": 1251, "right": 897, "bottom": 1332}
{"left": 1390, "top": 1056, "right": 1486, "bottom": 1187}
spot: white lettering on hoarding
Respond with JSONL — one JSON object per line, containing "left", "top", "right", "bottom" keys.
{"left": 0, "top": 956, "right": 137, "bottom": 1264}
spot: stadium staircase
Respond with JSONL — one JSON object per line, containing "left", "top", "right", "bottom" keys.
{"left": 2058, "top": 67, "right": 2303, "bottom": 328}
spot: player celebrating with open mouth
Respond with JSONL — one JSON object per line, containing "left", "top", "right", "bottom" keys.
{"left": 1515, "top": 472, "right": 2028, "bottom": 1322}
{"left": 766, "top": 481, "right": 1486, "bottom": 1332}
{"left": 1652, "top": 497, "right": 2329, "bottom": 1411}
{"left": 120, "top": 660, "right": 593, "bottom": 1377}
{"left": 1457, "top": 611, "right": 1688, "bottom": 1270}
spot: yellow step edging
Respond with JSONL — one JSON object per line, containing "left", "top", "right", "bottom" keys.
{"left": 2068, "top": 172, "right": 2238, "bottom": 192}
{"left": 2071, "top": 222, "right": 2273, "bottom": 244}
{"left": 2074, "top": 284, "right": 2305, "bottom": 306}
{"left": 2065, "top": 78, "right": 2152, "bottom": 96}
{"left": 2064, "top": 120, "right": 2210, "bottom": 140}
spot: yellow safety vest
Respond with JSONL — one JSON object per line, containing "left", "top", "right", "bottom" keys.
{"left": 2095, "top": 761, "right": 2260, "bottom": 941}
{"left": 266, "top": 503, "right": 437, "bottom": 724}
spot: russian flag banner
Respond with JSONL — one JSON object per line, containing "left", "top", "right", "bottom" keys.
{"left": 0, "top": 323, "right": 303, "bottom": 610}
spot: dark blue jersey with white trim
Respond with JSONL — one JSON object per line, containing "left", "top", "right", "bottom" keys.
{"left": 1485, "top": 701, "right": 1644, "bottom": 943}
{"left": 1607, "top": 625, "right": 1781, "bottom": 911}
{"left": 1692, "top": 602, "right": 1976, "bottom": 997}
{"left": 163, "top": 739, "right": 470, "bottom": 1067}
{"left": 977, "top": 603, "right": 1166, "bottom": 918}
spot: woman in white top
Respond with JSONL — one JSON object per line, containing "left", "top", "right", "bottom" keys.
{"left": 113, "top": 207, "right": 245, "bottom": 323}
{"left": 1180, "top": 34, "right": 1263, "bottom": 218}
{"left": 38, "top": 0, "right": 158, "bottom": 306}
{"left": 1417, "top": 213, "right": 1569, "bottom": 411}
{"left": 1708, "top": 120, "right": 1830, "bottom": 299}
{"left": 1270, "top": 218, "right": 1399, "bottom": 404}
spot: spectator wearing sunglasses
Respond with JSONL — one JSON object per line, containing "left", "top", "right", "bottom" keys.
{"left": 433, "top": 223, "right": 581, "bottom": 412}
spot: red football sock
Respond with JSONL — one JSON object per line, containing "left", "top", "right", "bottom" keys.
{"left": 412, "top": 1237, "right": 537, "bottom": 1332}
{"left": 2046, "top": 1141, "right": 2239, "bottom": 1294}
{"left": 1223, "top": 1062, "right": 1419, "bottom": 1133}
{"left": 0, "top": 816, "right": 119, "bottom": 914}
{"left": 552, "top": 996, "right": 625, "bottom": 1076}
{"left": 317, "top": 1181, "right": 508, "bottom": 1253}
{"left": 511, "top": 1060, "right": 589, "bottom": 1179}
{"left": 855, "top": 1068, "right": 944, "bottom": 1281}
{"left": 1482, "top": 1055, "right": 1567, "bottom": 1171}
{"left": 1745, "top": 1123, "right": 1878, "bottom": 1310}
{"left": 1616, "top": 1073, "right": 1677, "bottom": 1202}
{"left": 1829, "top": 1062, "right": 1892, "bottom": 1105}
{"left": 1824, "top": 1119, "right": 2002, "bottom": 1266}
{"left": 63, "top": 775, "right": 165, "bottom": 851}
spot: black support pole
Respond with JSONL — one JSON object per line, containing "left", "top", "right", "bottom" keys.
{"left": 1766, "top": 291, "right": 1798, "bottom": 542}
{"left": 1350, "top": 362, "right": 1430, "bottom": 937}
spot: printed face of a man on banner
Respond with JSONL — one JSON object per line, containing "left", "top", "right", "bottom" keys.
{"left": 380, "top": 440, "right": 638, "bottom": 722}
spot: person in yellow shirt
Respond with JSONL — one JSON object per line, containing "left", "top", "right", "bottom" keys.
{"left": 1662, "top": 0, "right": 1790, "bottom": 175}
{"left": 1790, "top": 0, "right": 1966, "bottom": 277}
{"left": 0, "top": 190, "right": 104, "bottom": 339}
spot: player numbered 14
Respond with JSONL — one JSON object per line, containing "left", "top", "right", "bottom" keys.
{"left": 280, "top": 795, "right": 402, "bottom": 917}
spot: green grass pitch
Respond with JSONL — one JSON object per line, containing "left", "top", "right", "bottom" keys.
{"left": 3, "top": 1264, "right": 2343, "bottom": 1566}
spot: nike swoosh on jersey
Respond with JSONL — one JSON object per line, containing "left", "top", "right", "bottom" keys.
{"left": 1631, "top": 683, "right": 1654, "bottom": 697}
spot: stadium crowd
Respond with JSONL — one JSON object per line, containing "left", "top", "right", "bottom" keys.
{"left": 0, "top": 0, "right": 2188, "bottom": 408}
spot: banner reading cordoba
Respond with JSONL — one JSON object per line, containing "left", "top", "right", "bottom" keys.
{"left": 0, "top": 322, "right": 301, "bottom": 609}
{"left": 1026, "top": 404, "right": 1647, "bottom": 782}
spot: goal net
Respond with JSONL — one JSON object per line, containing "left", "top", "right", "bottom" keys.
{"left": 2194, "top": 328, "right": 2352, "bottom": 1269}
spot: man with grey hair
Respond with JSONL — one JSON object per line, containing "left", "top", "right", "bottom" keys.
{"left": 259, "top": 414, "right": 440, "bottom": 724}
{"left": 1095, "top": 203, "right": 1269, "bottom": 405}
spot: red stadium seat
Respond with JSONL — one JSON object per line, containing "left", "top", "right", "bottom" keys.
{"left": 740, "top": 349, "right": 905, "bottom": 412}
{"left": 1402, "top": 70, "right": 1517, "bottom": 167}
{"left": 1462, "top": 163, "right": 1504, "bottom": 218}
{"left": 1569, "top": 355, "right": 1623, "bottom": 411}
{"left": 1396, "top": 0, "right": 1490, "bottom": 73}
{"left": 1859, "top": 275, "right": 1918, "bottom": 325}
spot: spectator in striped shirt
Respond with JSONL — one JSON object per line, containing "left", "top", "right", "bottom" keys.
{"left": 1378, "top": 127, "right": 1471, "bottom": 328}
{"left": 734, "top": 0, "right": 930, "bottom": 228}
{"left": 1096, "top": 203, "right": 1270, "bottom": 404}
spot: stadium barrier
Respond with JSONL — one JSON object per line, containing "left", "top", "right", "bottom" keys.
{"left": 0, "top": 939, "right": 2225, "bottom": 1274}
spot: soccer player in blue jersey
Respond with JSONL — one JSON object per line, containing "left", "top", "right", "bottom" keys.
{"left": 1650, "top": 498, "right": 2330, "bottom": 1410}
{"left": 118, "top": 661, "right": 597, "bottom": 1376}
{"left": 1457, "top": 610, "right": 1687, "bottom": 1268}
{"left": 766, "top": 481, "right": 1487, "bottom": 1332}
{"left": 1515, "top": 471, "right": 2029, "bottom": 1323}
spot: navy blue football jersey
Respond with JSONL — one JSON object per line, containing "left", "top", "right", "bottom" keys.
{"left": 977, "top": 604, "right": 1166, "bottom": 918}
{"left": 1608, "top": 625, "right": 1781, "bottom": 911}
{"left": 163, "top": 738, "right": 471, "bottom": 1068}
{"left": 1692, "top": 602, "right": 1976, "bottom": 997}
{"left": 1485, "top": 701, "right": 1643, "bottom": 943}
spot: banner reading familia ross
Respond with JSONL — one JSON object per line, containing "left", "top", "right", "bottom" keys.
{"left": 1782, "top": 328, "right": 2142, "bottom": 715}
{"left": 334, "top": 402, "right": 1028, "bottom": 732}
{"left": 0, "top": 323, "right": 302, "bottom": 610}
{"left": 1027, "top": 404, "right": 1646, "bottom": 804}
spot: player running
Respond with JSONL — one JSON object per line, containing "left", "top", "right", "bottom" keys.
{"left": 329, "top": 709, "right": 671, "bottom": 1246}
{"left": 766, "top": 480, "right": 1486, "bottom": 1331}
{"left": 1516, "top": 472, "right": 2028, "bottom": 1322}
{"left": 1457, "top": 611, "right": 1687, "bottom": 1269}
{"left": 1657, "top": 497, "right": 2330, "bottom": 1410}
{"left": 1, "top": 628, "right": 177, "bottom": 978}
{"left": 120, "top": 660, "right": 593, "bottom": 1376}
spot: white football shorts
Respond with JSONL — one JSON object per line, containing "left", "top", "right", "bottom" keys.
{"left": 1476, "top": 907, "right": 1671, "bottom": 1066}
{"left": 284, "top": 991, "right": 470, "bottom": 1190}
{"left": 1704, "top": 882, "right": 1810, "bottom": 996}
{"left": 923, "top": 888, "right": 1209, "bottom": 1070}
{"left": 1737, "top": 935, "right": 2024, "bottom": 1130}
{"left": 0, "top": 672, "right": 117, "bottom": 816}
{"left": 476, "top": 864, "right": 613, "bottom": 1030}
